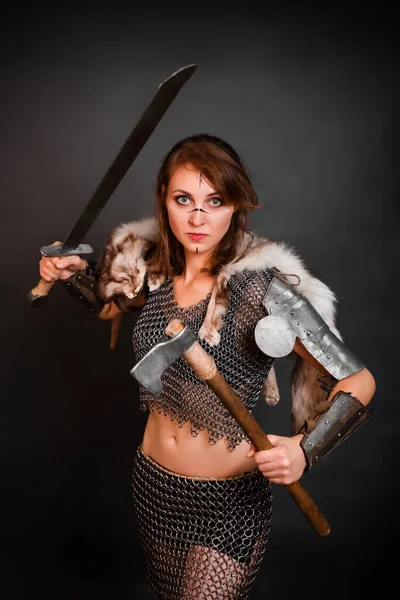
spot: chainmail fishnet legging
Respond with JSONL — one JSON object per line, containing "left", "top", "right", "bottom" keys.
{"left": 132, "top": 447, "right": 272, "bottom": 599}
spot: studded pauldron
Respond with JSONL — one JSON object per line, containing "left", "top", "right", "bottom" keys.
{"left": 259, "top": 276, "right": 365, "bottom": 380}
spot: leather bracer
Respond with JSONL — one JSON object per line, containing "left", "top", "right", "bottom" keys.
{"left": 299, "top": 391, "right": 372, "bottom": 470}
{"left": 59, "top": 262, "right": 105, "bottom": 315}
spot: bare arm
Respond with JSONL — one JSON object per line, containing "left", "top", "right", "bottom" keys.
{"left": 248, "top": 338, "right": 376, "bottom": 484}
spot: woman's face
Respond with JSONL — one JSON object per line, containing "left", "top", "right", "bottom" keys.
{"left": 165, "top": 163, "right": 235, "bottom": 260}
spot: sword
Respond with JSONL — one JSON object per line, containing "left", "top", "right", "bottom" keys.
{"left": 27, "top": 64, "right": 197, "bottom": 304}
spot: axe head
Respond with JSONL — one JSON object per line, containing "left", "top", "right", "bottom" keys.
{"left": 130, "top": 325, "right": 197, "bottom": 396}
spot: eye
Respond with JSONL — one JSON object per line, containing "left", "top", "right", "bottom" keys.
{"left": 208, "top": 197, "right": 223, "bottom": 207}
{"left": 175, "top": 195, "right": 192, "bottom": 205}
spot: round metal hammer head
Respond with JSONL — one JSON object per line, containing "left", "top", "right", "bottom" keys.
{"left": 254, "top": 315, "right": 296, "bottom": 358}
{"left": 130, "top": 325, "right": 197, "bottom": 396}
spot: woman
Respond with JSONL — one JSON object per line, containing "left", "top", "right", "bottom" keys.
{"left": 39, "top": 134, "right": 375, "bottom": 599}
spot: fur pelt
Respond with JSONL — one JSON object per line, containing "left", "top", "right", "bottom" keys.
{"left": 98, "top": 217, "right": 342, "bottom": 433}
{"left": 97, "top": 217, "right": 164, "bottom": 300}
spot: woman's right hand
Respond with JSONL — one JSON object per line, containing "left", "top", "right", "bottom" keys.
{"left": 39, "top": 241, "right": 87, "bottom": 282}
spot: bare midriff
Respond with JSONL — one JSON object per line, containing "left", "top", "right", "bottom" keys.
{"left": 142, "top": 410, "right": 257, "bottom": 478}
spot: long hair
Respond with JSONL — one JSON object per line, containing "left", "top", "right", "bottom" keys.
{"left": 146, "top": 133, "right": 260, "bottom": 277}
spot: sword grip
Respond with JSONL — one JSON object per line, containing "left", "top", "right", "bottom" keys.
{"left": 27, "top": 278, "right": 55, "bottom": 305}
{"left": 27, "top": 242, "right": 92, "bottom": 305}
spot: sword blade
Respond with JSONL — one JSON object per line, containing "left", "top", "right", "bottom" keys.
{"left": 62, "top": 64, "right": 197, "bottom": 248}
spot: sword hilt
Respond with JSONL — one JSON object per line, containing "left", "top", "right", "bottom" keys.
{"left": 27, "top": 278, "right": 55, "bottom": 305}
{"left": 27, "top": 65, "right": 197, "bottom": 307}
{"left": 27, "top": 243, "right": 93, "bottom": 305}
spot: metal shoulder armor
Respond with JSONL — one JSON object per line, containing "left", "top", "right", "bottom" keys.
{"left": 254, "top": 276, "right": 365, "bottom": 380}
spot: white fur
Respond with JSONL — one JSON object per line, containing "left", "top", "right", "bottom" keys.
{"left": 102, "top": 218, "right": 342, "bottom": 431}
{"left": 110, "top": 217, "right": 165, "bottom": 293}
{"left": 200, "top": 233, "right": 343, "bottom": 431}
{"left": 111, "top": 216, "right": 159, "bottom": 246}
{"left": 213, "top": 233, "right": 340, "bottom": 335}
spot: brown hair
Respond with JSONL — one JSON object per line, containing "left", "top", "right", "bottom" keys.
{"left": 146, "top": 133, "right": 260, "bottom": 277}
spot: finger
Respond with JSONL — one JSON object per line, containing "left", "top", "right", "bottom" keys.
{"left": 40, "top": 269, "right": 58, "bottom": 282}
{"left": 55, "top": 257, "right": 70, "bottom": 269}
{"left": 266, "top": 434, "right": 283, "bottom": 446}
{"left": 259, "top": 465, "right": 286, "bottom": 477}
{"left": 257, "top": 468, "right": 285, "bottom": 484}
{"left": 246, "top": 444, "right": 256, "bottom": 458}
{"left": 257, "top": 463, "right": 283, "bottom": 478}
{"left": 261, "top": 472, "right": 289, "bottom": 485}
{"left": 56, "top": 256, "right": 81, "bottom": 270}
{"left": 45, "top": 259, "right": 63, "bottom": 273}
{"left": 40, "top": 256, "right": 61, "bottom": 269}
{"left": 253, "top": 448, "right": 280, "bottom": 465}
{"left": 40, "top": 262, "right": 62, "bottom": 279}
{"left": 268, "top": 476, "right": 285, "bottom": 485}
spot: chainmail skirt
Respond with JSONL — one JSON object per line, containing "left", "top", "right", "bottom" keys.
{"left": 132, "top": 446, "right": 273, "bottom": 599}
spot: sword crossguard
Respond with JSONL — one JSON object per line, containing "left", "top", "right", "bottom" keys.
{"left": 27, "top": 244, "right": 94, "bottom": 306}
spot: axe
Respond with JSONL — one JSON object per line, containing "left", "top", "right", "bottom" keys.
{"left": 131, "top": 319, "right": 331, "bottom": 537}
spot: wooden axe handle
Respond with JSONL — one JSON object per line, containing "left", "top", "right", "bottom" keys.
{"left": 166, "top": 320, "right": 331, "bottom": 536}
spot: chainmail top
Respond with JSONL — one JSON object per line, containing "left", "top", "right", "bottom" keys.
{"left": 132, "top": 269, "right": 275, "bottom": 452}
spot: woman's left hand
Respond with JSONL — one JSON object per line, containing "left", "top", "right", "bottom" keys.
{"left": 246, "top": 434, "right": 307, "bottom": 485}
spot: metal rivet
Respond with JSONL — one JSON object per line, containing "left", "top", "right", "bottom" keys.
{"left": 325, "top": 420, "right": 330, "bottom": 424}
{"left": 313, "top": 339, "right": 317, "bottom": 343}
{"left": 291, "top": 310, "right": 295, "bottom": 315}
{"left": 283, "top": 304, "right": 287, "bottom": 308}
{"left": 338, "top": 433, "right": 341, "bottom": 437}
{"left": 307, "top": 331, "right": 311, "bottom": 336}
{"left": 275, "top": 300, "right": 279, "bottom": 304}
{"left": 327, "top": 355, "right": 331, "bottom": 359}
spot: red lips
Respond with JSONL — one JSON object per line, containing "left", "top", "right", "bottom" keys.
{"left": 187, "top": 233, "right": 208, "bottom": 241}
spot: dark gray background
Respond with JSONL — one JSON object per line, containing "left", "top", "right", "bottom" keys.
{"left": 1, "top": 3, "right": 399, "bottom": 599}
